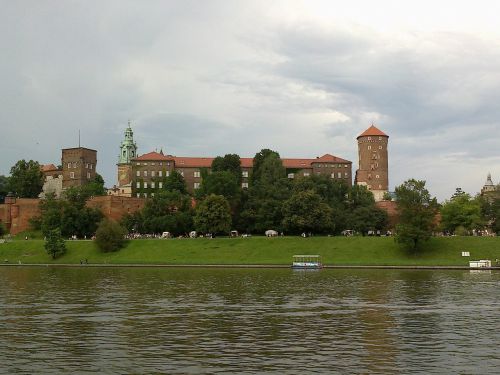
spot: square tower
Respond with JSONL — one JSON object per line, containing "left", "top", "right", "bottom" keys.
{"left": 62, "top": 147, "right": 97, "bottom": 188}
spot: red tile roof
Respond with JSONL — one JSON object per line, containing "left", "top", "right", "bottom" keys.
{"left": 41, "top": 164, "right": 58, "bottom": 172}
{"left": 312, "top": 154, "right": 351, "bottom": 164}
{"left": 133, "top": 151, "right": 173, "bottom": 161}
{"left": 357, "top": 125, "right": 388, "bottom": 139}
{"left": 133, "top": 152, "right": 350, "bottom": 169}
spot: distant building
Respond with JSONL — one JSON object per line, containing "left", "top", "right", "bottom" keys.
{"left": 61, "top": 147, "right": 97, "bottom": 189}
{"left": 355, "top": 125, "right": 389, "bottom": 202}
{"left": 40, "top": 164, "right": 63, "bottom": 198}
{"left": 481, "top": 173, "right": 500, "bottom": 201}
{"left": 128, "top": 151, "right": 352, "bottom": 197}
{"left": 117, "top": 121, "right": 138, "bottom": 191}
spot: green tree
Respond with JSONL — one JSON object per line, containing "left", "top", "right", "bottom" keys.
{"left": 395, "top": 179, "right": 438, "bottom": 251}
{"left": 479, "top": 191, "right": 500, "bottom": 234}
{"left": 440, "top": 189, "right": 483, "bottom": 234}
{"left": 141, "top": 190, "right": 193, "bottom": 235}
{"left": 282, "top": 190, "right": 333, "bottom": 234}
{"left": 194, "top": 194, "right": 232, "bottom": 234}
{"left": 347, "top": 184, "right": 375, "bottom": 209}
{"left": 164, "top": 170, "right": 187, "bottom": 194}
{"left": 211, "top": 154, "right": 242, "bottom": 184}
{"left": 197, "top": 171, "right": 239, "bottom": 201}
{"left": 94, "top": 219, "right": 127, "bottom": 252}
{"left": 240, "top": 153, "right": 290, "bottom": 233}
{"left": 250, "top": 149, "right": 280, "bottom": 185}
{"left": 0, "top": 175, "right": 8, "bottom": 203}
{"left": 346, "top": 205, "right": 388, "bottom": 235}
{"left": 0, "top": 221, "right": 6, "bottom": 237}
{"left": 44, "top": 228, "right": 67, "bottom": 259}
{"left": 8, "top": 159, "right": 44, "bottom": 198}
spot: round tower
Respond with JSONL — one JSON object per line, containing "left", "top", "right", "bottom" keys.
{"left": 117, "top": 120, "right": 138, "bottom": 187}
{"left": 355, "top": 124, "right": 389, "bottom": 202}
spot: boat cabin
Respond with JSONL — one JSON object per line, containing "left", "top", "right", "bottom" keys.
{"left": 292, "top": 255, "right": 322, "bottom": 269}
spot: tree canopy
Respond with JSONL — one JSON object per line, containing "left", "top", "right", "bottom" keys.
{"left": 8, "top": 159, "right": 44, "bottom": 198}
{"left": 395, "top": 179, "right": 438, "bottom": 251}
{"left": 194, "top": 194, "right": 232, "bottom": 234}
{"left": 211, "top": 154, "right": 242, "bottom": 184}
{"left": 440, "top": 188, "right": 483, "bottom": 234}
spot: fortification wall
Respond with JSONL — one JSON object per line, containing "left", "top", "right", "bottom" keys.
{"left": 0, "top": 196, "right": 145, "bottom": 235}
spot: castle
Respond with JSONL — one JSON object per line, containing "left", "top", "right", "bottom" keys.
{"left": 114, "top": 122, "right": 390, "bottom": 201}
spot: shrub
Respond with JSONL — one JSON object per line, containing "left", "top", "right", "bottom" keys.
{"left": 44, "top": 228, "right": 67, "bottom": 259}
{"left": 94, "top": 219, "right": 127, "bottom": 252}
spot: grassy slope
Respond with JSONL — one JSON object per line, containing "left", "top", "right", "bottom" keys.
{"left": 1, "top": 236, "right": 499, "bottom": 266}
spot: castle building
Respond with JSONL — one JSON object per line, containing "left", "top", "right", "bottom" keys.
{"left": 355, "top": 125, "right": 389, "bottom": 202}
{"left": 61, "top": 147, "right": 97, "bottom": 189}
{"left": 481, "top": 173, "right": 498, "bottom": 198}
{"left": 129, "top": 151, "right": 352, "bottom": 197}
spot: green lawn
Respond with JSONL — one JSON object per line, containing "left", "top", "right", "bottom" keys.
{"left": 1, "top": 236, "right": 499, "bottom": 266}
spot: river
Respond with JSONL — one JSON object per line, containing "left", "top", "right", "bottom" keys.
{"left": 0, "top": 267, "right": 498, "bottom": 374}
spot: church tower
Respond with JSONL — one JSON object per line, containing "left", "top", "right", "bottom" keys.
{"left": 354, "top": 124, "right": 389, "bottom": 202}
{"left": 117, "top": 121, "right": 138, "bottom": 187}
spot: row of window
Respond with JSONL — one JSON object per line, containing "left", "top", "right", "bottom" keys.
{"left": 367, "top": 136, "right": 384, "bottom": 141}
{"left": 367, "top": 145, "right": 383, "bottom": 150}
{"left": 69, "top": 172, "right": 92, "bottom": 179}
{"left": 135, "top": 170, "right": 250, "bottom": 178}
{"left": 136, "top": 162, "right": 170, "bottom": 166}
{"left": 67, "top": 162, "right": 94, "bottom": 169}
{"left": 315, "top": 164, "right": 349, "bottom": 168}
{"left": 136, "top": 182, "right": 250, "bottom": 189}
{"left": 287, "top": 172, "right": 349, "bottom": 179}
{"left": 136, "top": 170, "right": 171, "bottom": 178}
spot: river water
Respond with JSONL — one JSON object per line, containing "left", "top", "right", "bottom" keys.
{"left": 0, "top": 267, "right": 498, "bottom": 374}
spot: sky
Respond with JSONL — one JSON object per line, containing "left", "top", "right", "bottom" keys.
{"left": 2, "top": 0, "right": 500, "bottom": 202}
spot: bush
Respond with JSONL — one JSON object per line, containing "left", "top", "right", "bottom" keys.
{"left": 94, "top": 219, "right": 127, "bottom": 252}
{"left": 0, "top": 222, "right": 6, "bottom": 237}
{"left": 44, "top": 228, "right": 67, "bottom": 259}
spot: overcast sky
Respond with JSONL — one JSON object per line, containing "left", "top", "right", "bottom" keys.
{"left": 2, "top": 0, "right": 500, "bottom": 201}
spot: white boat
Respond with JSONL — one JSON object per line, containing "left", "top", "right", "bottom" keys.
{"left": 292, "top": 255, "right": 323, "bottom": 269}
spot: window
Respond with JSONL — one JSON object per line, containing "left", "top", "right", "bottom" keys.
{"left": 85, "top": 163, "right": 89, "bottom": 169}
{"left": 136, "top": 182, "right": 140, "bottom": 188}
{"left": 303, "top": 172, "right": 310, "bottom": 177}
{"left": 159, "top": 162, "right": 162, "bottom": 166}
{"left": 194, "top": 182, "right": 200, "bottom": 189}
{"left": 144, "top": 163, "right": 148, "bottom": 166}
{"left": 344, "top": 164, "right": 348, "bottom": 168}
{"left": 144, "top": 193, "right": 148, "bottom": 198}
{"left": 337, "top": 172, "right": 342, "bottom": 178}
{"left": 87, "top": 172, "right": 91, "bottom": 179}
{"left": 151, "top": 182, "right": 155, "bottom": 189}
{"left": 180, "top": 171, "right": 184, "bottom": 176}
{"left": 368, "top": 185, "right": 372, "bottom": 189}
{"left": 242, "top": 171, "right": 248, "bottom": 178}
{"left": 136, "top": 193, "right": 140, "bottom": 198}
{"left": 344, "top": 172, "right": 348, "bottom": 178}
{"left": 151, "top": 171, "right": 155, "bottom": 177}
{"left": 242, "top": 182, "right": 248, "bottom": 188}
{"left": 67, "top": 163, "right": 71, "bottom": 169}
{"left": 159, "top": 171, "right": 163, "bottom": 177}
{"left": 70, "top": 172, "right": 75, "bottom": 179}
{"left": 166, "top": 171, "right": 170, "bottom": 177}
{"left": 159, "top": 182, "right": 163, "bottom": 189}
{"left": 368, "top": 137, "right": 371, "bottom": 140}
{"left": 143, "top": 171, "right": 148, "bottom": 177}
{"left": 151, "top": 162, "right": 155, "bottom": 166}
{"left": 378, "top": 137, "right": 382, "bottom": 140}
{"left": 151, "top": 193, "right": 155, "bottom": 197}
{"left": 288, "top": 173, "right": 295, "bottom": 179}
{"left": 144, "top": 182, "right": 148, "bottom": 189}
{"left": 136, "top": 162, "right": 140, "bottom": 166}
{"left": 194, "top": 171, "right": 200, "bottom": 178}
{"left": 131, "top": 151, "right": 134, "bottom": 157}
{"left": 379, "top": 146, "right": 383, "bottom": 150}
{"left": 90, "top": 164, "right": 93, "bottom": 170}
{"left": 376, "top": 175, "right": 380, "bottom": 179}
{"left": 136, "top": 171, "right": 140, "bottom": 177}
{"left": 167, "top": 162, "right": 170, "bottom": 166}
{"left": 331, "top": 173, "right": 335, "bottom": 179}
{"left": 368, "top": 145, "right": 371, "bottom": 150}
{"left": 72, "top": 162, "right": 77, "bottom": 168}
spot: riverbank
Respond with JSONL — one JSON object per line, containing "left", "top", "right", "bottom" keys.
{"left": 1, "top": 236, "right": 499, "bottom": 266}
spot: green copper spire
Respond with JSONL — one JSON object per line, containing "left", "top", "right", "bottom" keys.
{"left": 118, "top": 120, "right": 138, "bottom": 164}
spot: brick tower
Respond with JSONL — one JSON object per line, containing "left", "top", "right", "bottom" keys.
{"left": 61, "top": 147, "right": 97, "bottom": 189}
{"left": 354, "top": 124, "right": 389, "bottom": 202}
{"left": 117, "top": 120, "right": 138, "bottom": 187}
